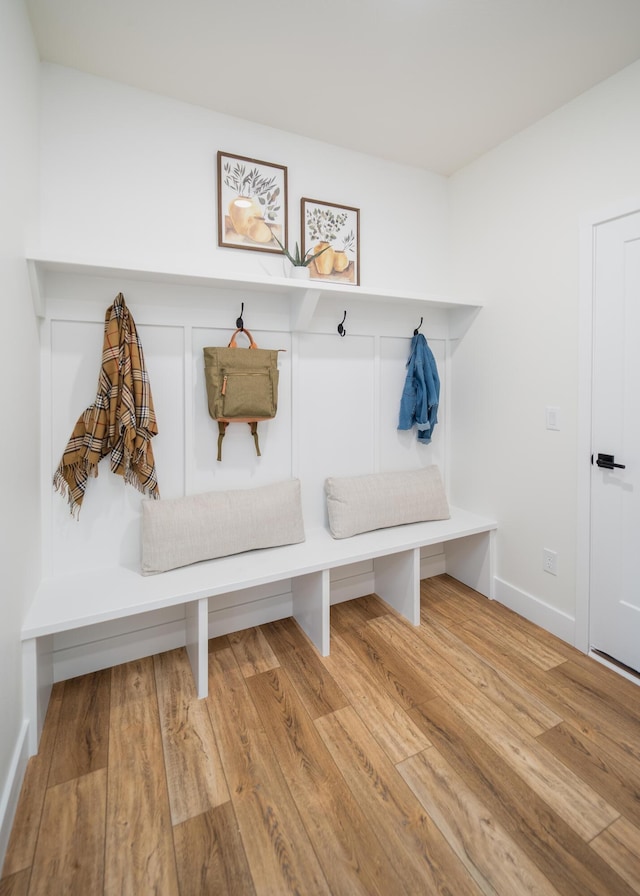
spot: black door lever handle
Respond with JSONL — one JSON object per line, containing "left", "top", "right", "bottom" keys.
{"left": 595, "top": 453, "right": 626, "bottom": 470}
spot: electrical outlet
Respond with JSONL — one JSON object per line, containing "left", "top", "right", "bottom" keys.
{"left": 543, "top": 548, "right": 558, "bottom": 575}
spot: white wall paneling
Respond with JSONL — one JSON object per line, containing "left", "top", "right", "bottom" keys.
{"left": 47, "top": 320, "right": 185, "bottom": 576}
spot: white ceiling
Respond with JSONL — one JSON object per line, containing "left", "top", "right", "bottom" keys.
{"left": 25, "top": 0, "right": 640, "bottom": 176}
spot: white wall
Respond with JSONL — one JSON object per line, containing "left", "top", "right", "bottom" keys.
{"left": 39, "top": 64, "right": 451, "bottom": 296}
{"left": 449, "top": 60, "right": 640, "bottom": 635}
{"left": 0, "top": 0, "right": 40, "bottom": 866}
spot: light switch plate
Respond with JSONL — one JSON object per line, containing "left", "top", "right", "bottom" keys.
{"left": 545, "top": 406, "right": 560, "bottom": 431}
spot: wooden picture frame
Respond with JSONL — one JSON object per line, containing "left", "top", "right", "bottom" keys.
{"left": 217, "top": 151, "right": 287, "bottom": 253}
{"left": 301, "top": 198, "right": 360, "bottom": 285}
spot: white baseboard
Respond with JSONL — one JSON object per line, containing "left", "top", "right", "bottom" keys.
{"left": 0, "top": 720, "right": 29, "bottom": 871}
{"left": 493, "top": 577, "right": 576, "bottom": 645}
{"left": 421, "top": 552, "right": 446, "bottom": 579}
{"left": 53, "top": 617, "right": 188, "bottom": 681}
{"left": 331, "top": 572, "right": 375, "bottom": 605}
{"left": 208, "top": 590, "right": 293, "bottom": 637}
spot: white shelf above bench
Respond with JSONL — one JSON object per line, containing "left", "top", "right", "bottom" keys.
{"left": 26, "top": 255, "right": 482, "bottom": 337}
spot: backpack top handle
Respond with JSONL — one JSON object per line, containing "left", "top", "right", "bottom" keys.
{"left": 228, "top": 327, "right": 258, "bottom": 349}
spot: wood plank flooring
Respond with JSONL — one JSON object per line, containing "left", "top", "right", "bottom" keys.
{"left": 2, "top": 574, "right": 640, "bottom": 895}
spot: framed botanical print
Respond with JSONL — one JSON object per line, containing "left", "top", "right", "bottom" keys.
{"left": 301, "top": 198, "right": 360, "bottom": 285}
{"left": 217, "top": 151, "right": 287, "bottom": 253}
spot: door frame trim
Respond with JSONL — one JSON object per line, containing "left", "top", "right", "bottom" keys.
{"left": 577, "top": 197, "right": 640, "bottom": 654}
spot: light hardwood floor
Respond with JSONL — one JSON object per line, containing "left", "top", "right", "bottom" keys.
{"left": 2, "top": 574, "right": 640, "bottom": 895}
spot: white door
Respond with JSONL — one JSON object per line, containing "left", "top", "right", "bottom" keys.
{"left": 589, "top": 209, "right": 640, "bottom": 673}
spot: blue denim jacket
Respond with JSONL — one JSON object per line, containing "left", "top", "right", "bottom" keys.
{"left": 397, "top": 333, "right": 440, "bottom": 444}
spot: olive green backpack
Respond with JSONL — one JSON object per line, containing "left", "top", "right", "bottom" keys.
{"left": 203, "top": 328, "right": 281, "bottom": 461}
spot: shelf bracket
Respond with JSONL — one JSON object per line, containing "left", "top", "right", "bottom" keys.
{"left": 27, "top": 258, "right": 46, "bottom": 319}
{"left": 449, "top": 304, "right": 482, "bottom": 340}
{"left": 291, "top": 287, "right": 322, "bottom": 332}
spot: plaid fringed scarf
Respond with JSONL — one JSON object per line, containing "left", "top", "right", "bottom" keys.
{"left": 53, "top": 292, "right": 160, "bottom": 516}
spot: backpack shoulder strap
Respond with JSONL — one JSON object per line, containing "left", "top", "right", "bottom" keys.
{"left": 216, "top": 421, "right": 261, "bottom": 461}
{"left": 217, "top": 421, "right": 228, "bottom": 462}
{"left": 249, "top": 421, "right": 260, "bottom": 457}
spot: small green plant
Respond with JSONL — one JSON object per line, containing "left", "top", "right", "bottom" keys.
{"left": 270, "top": 231, "right": 331, "bottom": 267}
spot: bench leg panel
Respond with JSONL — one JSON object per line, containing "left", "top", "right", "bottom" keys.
{"left": 374, "top": 549, "right": 420, "bottom": 625}
{"left": 186, "top": 597, "right": 209, "bottom": 699}
{"left": 445, "top": 530, "right": 495, "bottom": 598}
{"left": 23, "top": 635, "right": 54, "bottom": 757}
{"left": 292, "top": 569, "right": 330, "bottom": 656}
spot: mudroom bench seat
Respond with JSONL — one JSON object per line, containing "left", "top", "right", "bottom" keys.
{"left": 22, "top": 506, "right": 496, "bottom": 754}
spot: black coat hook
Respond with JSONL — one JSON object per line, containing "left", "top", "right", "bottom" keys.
{"left": 236, "top": 302, "right": 245, "bottom": 330}
{"left": 337, "top": 310, "right": 347, "bottom": 337}
{"left": 413, "top": 316, "right": 423, "bottom": 335}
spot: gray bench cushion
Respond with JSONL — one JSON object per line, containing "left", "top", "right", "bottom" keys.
{"left": 325, "top": 466, "right": 450, "bottom": 539}
{"left": 141, "top": 478, "right": 305, "bottom": 574}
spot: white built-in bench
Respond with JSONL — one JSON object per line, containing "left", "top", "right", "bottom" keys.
{"left": 22, "top": 507, "right": 496, "bottom": 754}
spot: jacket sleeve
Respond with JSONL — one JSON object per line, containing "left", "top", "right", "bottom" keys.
{"left": 398, "top": 337, "right": 418, "bottom": 430}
